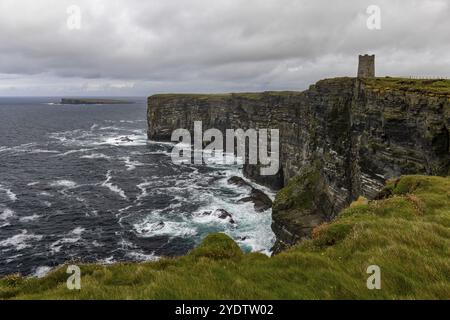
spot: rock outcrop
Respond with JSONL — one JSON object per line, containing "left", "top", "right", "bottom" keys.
{"left": 147, "top": 77, "right": 450, "bottom": 252}
{"left": 238, "top": 188, "right": 273, "bottom": 212}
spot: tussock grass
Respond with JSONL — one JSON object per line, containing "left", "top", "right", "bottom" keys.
{"left": 1, "top": 175, "right": 449, "bottom": 300}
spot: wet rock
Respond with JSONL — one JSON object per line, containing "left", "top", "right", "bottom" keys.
{"left": 201, "top": 209, "right": 235, "bottom": 224}
{"left": 152, "top": 221, "right": 165, "bottom": 231}
{"left": 227, "top": 176, "right": 251, "bottom": 188}
{"left": 120, "top": 136, "right": 133, "bottom": 142}
{"left": 215, "top": 209, "right": 236, "bottom": 224}
{"left": 239, "top": 188, "right": 272, "bottom": 212}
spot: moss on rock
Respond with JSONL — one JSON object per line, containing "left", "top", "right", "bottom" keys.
{"left": 271, "top": 162, "right": 336, "bottom": 253}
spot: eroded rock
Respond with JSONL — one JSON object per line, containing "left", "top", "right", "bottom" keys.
{"left": 271, "top": 162, "right": 337, "bottom": 254}
{"left": 238, "top": 188, "right": 272, "bottom": 212}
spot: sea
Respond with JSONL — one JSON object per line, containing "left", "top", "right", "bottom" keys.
{"left": 0, "top": 97, "right": 275, "bottom": 277}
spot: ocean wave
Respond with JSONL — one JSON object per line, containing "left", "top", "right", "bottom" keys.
{"left": 0, "top": 208, "right": 15, "bottom": 220}
{"left": 80, "top": 153, "right": 111, "bottom": 160}
{"left": 19, "top": 214, "right": 42, "bottom": 223}
{"left": 56, "top": 148, "right": 92, "bottom": 157}
{"left": 136, "top": 181, "right": 152, "bottom": 201}
{"left": 0, "top": 230, "right": 43, "bottom": 251}
{"left": 49, "top": 126, "right": 149, "bottom": 150}
{"left": 27, "top": 149, "right": 60, "bottom": 154}
{"left": 50, "top": 227, "right": 85, "bottom": 254}
{"left": 0, "top": 143, "right": 59, "bottom": 155}
{"left": 134, "top": 220, "right": 197, "bottom": 238}
{"left": 50, "top": 180, "right": 78, "bottom": 189}
{"left": 95, "top": 134, "right": 148, "bottom": 147}
{"left": 0, "top": 143, "right": 34, "bottom": 154}
{"left": 0, "top": 185, "right": 17, "bottom": 202}
{"left": 98, "top": 126, "right": 122, "bottom": 131}
{"left": 121, "top": 156, "right": 144, "bottom": 171}
{"left": 101, "top": 171, "right": 127, "bottom": 200}
{"left": 72, "top": 227, "right": 85, "bottom": 235}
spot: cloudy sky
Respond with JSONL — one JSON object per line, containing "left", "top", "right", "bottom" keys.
{"left": 0, "top": 0, "right": 449, "bottom": 96}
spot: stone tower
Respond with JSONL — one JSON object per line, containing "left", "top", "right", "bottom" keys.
{"left": 357, "top": 54, "right": 375, "bottom": 78}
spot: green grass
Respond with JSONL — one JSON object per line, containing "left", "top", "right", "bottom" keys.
{"left": 149, "top": 91, "right": 301, "bottom": 102}
{"left": 1, "top": 175, "right": 449, "bottom": 300}
{"left": 361, "top": 77, "right": 450, "bottom": 96}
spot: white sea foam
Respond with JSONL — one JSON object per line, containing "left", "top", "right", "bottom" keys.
{"left": 92, "top": 240, "right": 103, "bottom": 247}
{"left": 98, "top": 126, "right": 122, "bottom": 131}
{"left": 121, "top": 156, "right": 144, "bottom": 171}
{"left": 49, "top": 126, "right": 149, "bottom": 151}
{"left": 43, "top": 201, "right": 52, "bottom": 207}
{"left": 50, "top": 180, "right": 78, "bottom": 189}
{"left": 136, "top": 180, "right": 154, "bottom": 201}
{"left": 27, "top": 182, "right": 39, "bottom": 187}
{"left": 33, "top": 266, "right": 52, "bottom": 278}
{"left": 56, "top": 148, "right": 92, "bottom": 157}
{"left": 19, "top": 214, "right": 41, "bottom": 222}
{"left": 0, "top": 143, "right": 59, "bottom": 155}
{"left": 50, "top": 228, "right": 85, "bottom": 253}
{"left": 0, "top": 184, "right": 18, "bottom": 202}
{"left": 101, "top": 171, "right": 127, "bottom": 199}
{"left": 71, "top": 227, "right": 85, "bottom": 235}
{"left": 0, "top": 230, "right": 43, "bottom": 251}
{"left": 99, "top": 256, "right": 116, "bottom": 264}
{"left": 183, "top": 170, "right": 276, "bottom": 255}
{"left": 28, "top": 149, "right": 60, "bottom": 154}
{"left": 0, "top": 143, "right": 33, "bottom": 154}
{"left": 118, "top": 237, "right": 137, "bottom": 250}
{"left": 126, "top": 251, "right": 159, "bottom": 262}
{"left": 0, "top": 208, "right": 15, "bottom": 220}
{"left": 81, "top": 153, "right": 111, "bottom": 160}
{"left": 95, "top": 133, "right": 148, "bottom": 147}
{"left": 134, "top": 220, "right": 197, "bottom": 238}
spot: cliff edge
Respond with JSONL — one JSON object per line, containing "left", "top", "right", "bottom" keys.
{"left": 147, "top": 77, "right": 450, "bottom": 252}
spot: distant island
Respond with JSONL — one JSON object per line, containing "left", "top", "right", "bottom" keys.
{"left": 60, "top": 98, "right": 134, "bottom": 105}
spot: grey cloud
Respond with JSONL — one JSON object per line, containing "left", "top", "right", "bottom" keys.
{"left": 0, "top": 0, "right": 449, "bottom": 96}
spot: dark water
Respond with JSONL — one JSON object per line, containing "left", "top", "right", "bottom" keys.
{"left": 0, "top": 97, "right": 274, "bottom": 277}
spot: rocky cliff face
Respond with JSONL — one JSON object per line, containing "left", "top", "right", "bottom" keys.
{"left": 148, "top": 77, "right": 450, "bottom": 252}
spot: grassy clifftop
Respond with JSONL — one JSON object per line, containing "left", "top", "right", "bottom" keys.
{"left": 361, "top": 77, "right": 450, "bottom": 96}
{"left": 1, "top": 175, "right": 449, "bottom": 299}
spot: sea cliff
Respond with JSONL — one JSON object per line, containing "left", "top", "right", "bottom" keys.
{"left": 147, "top": 77, "right": 450, "bottom": 251}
